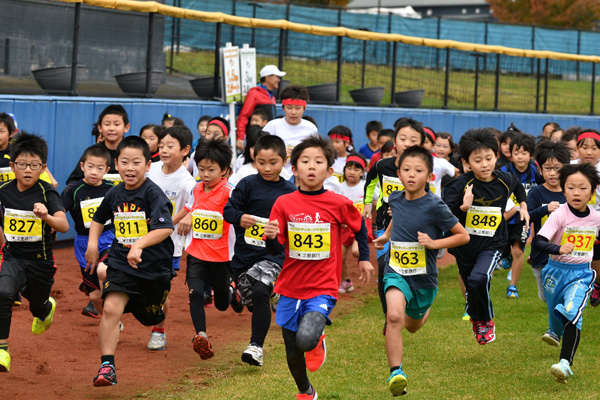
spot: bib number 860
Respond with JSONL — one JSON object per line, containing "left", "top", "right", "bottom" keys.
{"left": 194, "top": 218, "right": 218, "bottom": 232}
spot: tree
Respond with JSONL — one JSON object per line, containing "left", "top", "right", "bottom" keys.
{"left": 487, "top": 0, "right": 600, "bottom": 30}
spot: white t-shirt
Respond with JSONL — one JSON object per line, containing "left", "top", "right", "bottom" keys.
{"left": 233, "top": 154, "right": 245, "bottom": 173}
{"left": 324, "top": 176, "right": 341, "bottom": 193}
{"left": 263, "top": 117, "right": 318, "bottom": 175}
{"left": 147, "top": 161, "right": 197, "bottom": 257}
{"left": 431, "top": 157, "right": 455, "bottom": 197}
{"left": 332, "top": 156, "right": 346, "bottom": 183}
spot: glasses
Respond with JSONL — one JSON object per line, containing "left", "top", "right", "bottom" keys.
{"left": 542, "top": 166, "right": 561, "bottom": 172}
{"left": 14, "top": 161, "right": 43, "bottom": 170}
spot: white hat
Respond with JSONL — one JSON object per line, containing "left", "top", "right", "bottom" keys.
{"left": 260, "top": 65, "right": 286, "bottom": 78}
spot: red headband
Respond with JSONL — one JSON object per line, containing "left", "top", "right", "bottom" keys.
{"left": 282, "top": 99, "right": 307, "bottom": 107}
{"left": 346, "top": 155, "right": 366, "bottom": 169}
{"left": 578, "top": 131, "right": 600, "bottom": 143}
{"left": 209, "top": 119, "right": 229, "bottom": 137}
{"left": 329, "top": 133, "right": 351, "bottom": 142}
{"left": 424, "top": 128, "right": 435, "bottom": 143}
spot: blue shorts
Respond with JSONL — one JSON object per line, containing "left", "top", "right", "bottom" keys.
{"left": 275, "top": 294, "right": 336, "bottom": 332}
{"left": 376, "top": 229, "right": 390, "bottom": 259}
{"left": 172, "top": 256, "right": 181, "bottom": 271}
{"left": 383, "top": 273, "right": 438, "bottom": 320}
{"left": 542, "top": 259, "right": 596, "bottom": 335}
{"left": 74, "top": 230, "right": 114, "bottom": 269}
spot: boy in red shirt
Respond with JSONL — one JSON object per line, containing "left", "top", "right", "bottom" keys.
{"left": 265, "top": 135, "right": 374, "bottom": 400}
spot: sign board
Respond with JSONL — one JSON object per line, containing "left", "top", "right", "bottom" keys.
{"left": 220, "top": 43, "right": 241, "bottom": 103}
{"left": 239, "top": 44, "right": 256, "bottom": 102}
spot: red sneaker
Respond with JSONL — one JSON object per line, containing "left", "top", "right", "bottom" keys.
{"left": 590, "top": 283, "right": 600, "bottom": 307}
{"left": 305, "top": 333, "right": 326, "bottom": 372}
{"left": 296, "top": 385, "right": 318, "bottom": 399}
{"left": 192, "top": 332, "right": 214, "bottom": 360}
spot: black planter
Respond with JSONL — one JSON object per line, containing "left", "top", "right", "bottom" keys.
{"left": 190, "top": 77, "right": 222, "bottom": 99}
{"left": 275, "top": 79, "right": 290, "bottom": 99}
{"left": 31, "top": 65, "right": 88, "bottom": 95}
{"left": 114, "top": 70, "right": 162, "bottom": 97}
{"left": 349, "top": 86, "right": 385, "bottom": 106}
{"left": 394, "top": 89, "right": 425, "bottom": 108}
{"left": 307, "top": 83, "right": 337, "bottom": 104}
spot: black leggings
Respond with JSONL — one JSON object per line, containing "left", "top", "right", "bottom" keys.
{"left": 282, "top": 312, "right": 326, "bottom": 393}
{"left": 250, "top": 281, "right": 272, "bottom": 347}
{"left": 377, "top": 254, "right": 387, "bottom": 314}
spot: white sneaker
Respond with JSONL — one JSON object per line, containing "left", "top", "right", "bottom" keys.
{"left": 241, "top": 344, "right": 263, "bottom": 366}
{"left": 147, "top": 331, "right": 166, "bottom": 351}
{"left": 550, "top": 359, "right": 573, "bottom": 384}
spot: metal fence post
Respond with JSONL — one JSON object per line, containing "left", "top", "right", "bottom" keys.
{"left": 535, "top": 58, "right": 541, "bottom": 112}
{"left": 443, "top": 48, "right": 450, "bottom": 109}
{"left": 472, "top": 53, "right": 483, "bottom": 110}
{"left": 145, "top": 12, "right": 155, "bottom": 97}
{"left": 336, "top": 8, "right": 342, "bottom": 104}
{"left": 543, "top": 58, "right": 549, "bottom": 113}
{"left": 577, "top": 29, "right": 581, "bottom": 81}
{"left": 284, "top": 3, "right": 290, "bottom": 58}
{"left": 493, "top": 53, "right": 500, "bottom": 111}
{"left": 176, "top": 0, "right": 181, "bottom": 55}
{"left": 251, "top": 2, "right": 257, "bottom": 48}
{"left": 531, "top": 25, "right": 535, "bottom": 76}
{"left": 278, "top": 28, "right": 285, "bottom": 71}
{"left": 169, "top": 0, "right": 176, "bottom": 73}
{"left": 70, "top": 2, "right": 81, "bottom": 95}
{"left": 436, "top": 16, "right": 441, "bottom": 70}
{"left": 591, "top": 63, "right": 596, "bottom": 115}
{"left": 231, "top": 0, "right": 236, "bottom": 45}
{"left": 483, "top": 21, "right": 488, "bottom": 71}
{"left": 391, "top": 41, "right": 397, "bottom": 105}
{"left": 213, "top": 23, "right": 222, "bottom": 98}
{"left": 387, "top": 12, "right": 392, "bottom": 66}
{"left": 361, "top": 38, "right": 367, "bottom": 89}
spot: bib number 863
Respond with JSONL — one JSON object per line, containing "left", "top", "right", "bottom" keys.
{"left": 393, "top": 251, "right": 419, "bottom": 266}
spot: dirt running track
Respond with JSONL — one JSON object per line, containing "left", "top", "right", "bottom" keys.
{"left": 0, "top": 243, "right": 456, "bottom": 399}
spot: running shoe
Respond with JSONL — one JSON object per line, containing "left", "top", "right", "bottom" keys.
{"left": 590, "top": 283, "right": 600, "bottom": 307}
{"left": 436, "top": 248, "right": 445, "bottom": 259}
{"left": 192, "top": 332, "right": 214, "bottom": 360}
{"left": 203, "top": 291, "right": 213, "bottom": 308}
{"left": 506, "top": 285, "right": 519, "bottom": 298}
{"left": 501, "top": 255, "right": 513, "bottom": 270}
{"left": 473, "top": 319, "right": 495, "bottom": 345}
{"left": 506, "top": 270, "right": 512, "bottom": 281}
{"left": 241, "top": 344, "right": 263, "bottom": 367}
{"left": 541, "top": 329, "right": 560, "bottom": 347}
{"left": 462, "top": 312, "right": 470, "bottom": 321}
{"left": 13, "top": 292, "right": 21, "bottom": 307}
{"left": 0, "top": 349, "right": 10, "bottom": 372}
{"left": 93, "top": 361, "right": 117, "bottom": 386}
{"left": 296, "top": 385, "right": 317, "bottom": 399}
{"left": 270, "top": 292, "right": 280, "bottom": 313}
{"left": 82, "top": 300, "right": 100, "bottom": 318}
{"left": 147, "top": 331, "right": 166, "bottom": 351}
{"left": 305, "top": 333, "right": 326, "bottom": 372}
{"left": 230, "top": 282, "right": 244, "bottom": 313}
{"left": 338, "top": 279, "right": 354, "bottom": 293}
{"left": 387, "top": 368, "right": 408, "bottom": 396}
{"left": 550, "top": 359, "right": 573, "bottom": 384}
{"left": 32, "top": 297, "right": 56, "bottom": 335}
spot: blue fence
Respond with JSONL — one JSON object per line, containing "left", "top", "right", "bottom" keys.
{"left": 167, "top": 0, "right": 600, "bottom": 75}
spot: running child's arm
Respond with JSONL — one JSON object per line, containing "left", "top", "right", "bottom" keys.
{"left": 223, "top": 181, "right": 254, "bottom": 228}
{"left": 459, "top": 184, "right": 474, "bottom": 212}
{"left": 353, "top": 218, "right": 374, "bottom": 283}
{"left": 33, "top": 203, "right": 69, "bottom": 233}
{"left": 532, "top": 234, "right": 573, "bottom": 255}
{"left": 127, "top": 227, "right": 174, "bottom": 269}
{"left": 511, "top": 176, "right": 530, "bottom": 226}
{"left": 504, "top": 206, "right": 517, "bottom": 220}
{"left": 362, "top": 162, "right": 379, "bottom": 217}
{"left": 177, "top": 185, "right": 197, "bottom": 235}
{"left": 264, "top": 220, "right": 285, "bottom": 255}
{"left": 85, "top": 221, "right": 104, "bottom": 274}
{"left": 172, "top": 208, "right": 188, "bottom": 226}
{"left": 373, "top": 218, "right": 393, "bottom": 249}
{"left": 0, "top": 226, "right": 5, "bottom": 247}
{"left": 417, "top": 222, "right": 469, "bottom": 250}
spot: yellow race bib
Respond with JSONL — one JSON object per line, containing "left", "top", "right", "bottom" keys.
{"left": 114, "top": 212, "right": 148, "bottom": 245}
{"left": 192, "top": 210, "right": 223, "bottom": 240}
{"left": 244, "top": 216, "right": 269, "bottom": 247}
{"left": 333, "top": 172, "right": 344, "bottom": 183}
{"left": 465, "top": 206, "right": 502, "bottom": 237}
{"left": 389, "top": 241, "right": 426, "bottom": 276}
{"left": 382, "top": 175, "right": 403, "bottom": 202}
{"left": 0, "top": 167, "right": 14, "bottom": 183}
{"left": 103, "top": 173, "right": 123, "bottom": 186}
{"left": 80, "top": 197, "right": 104, "bottom": 228}
{"left": 353, "top": 199, "right": 365, "bottom": 214}
{"left": 288, "top": 222, "right": 331, "bottom": 260}
{"left": 4, "top": 208, "right": 42, "bottom": 242}
{"left": 560, "top": 226, "right": 596, "bottom": 258}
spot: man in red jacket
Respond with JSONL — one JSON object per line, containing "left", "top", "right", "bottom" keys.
{"left": 236, "top": 65, "right": 286, "bottom": 151}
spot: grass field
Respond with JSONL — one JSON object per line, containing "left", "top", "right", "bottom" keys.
{"left": 144, "top": 247, "right": 600, "bottom": 400}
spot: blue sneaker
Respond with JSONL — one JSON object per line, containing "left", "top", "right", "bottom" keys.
{"left": 501, "top": 255, "right": 513, "bottom": 270}
{"left": 387, "top": 368, "right": 407, "bottom": 396}
{"left": 542, "top": 329, "right": 560, "bottom": 347}
{"left": 507, "top": 285, "right": 518, "bottom": 298}
{"left": 550, "top": 359, "right": 573, "bottom": 384}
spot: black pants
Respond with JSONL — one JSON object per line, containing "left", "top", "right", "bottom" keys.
{"left": 0, "top": 256, "right": 55, "bottom": 340}
{"left": 377, "top": 254, "right": 387, "bottom": 314}
{"left": 457, "top": 249, "right": 501, "bottom": 322}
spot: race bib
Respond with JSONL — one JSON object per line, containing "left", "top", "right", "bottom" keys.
{"left": 561, "top": 226, "right": 596, "bottom": 258}
{"left": 103, "top": 173, "right": 123, "bottom": 186}
{"left": 168, "top": 197, "right": 175, "bottom": 217}
{"left": 0, "top": 167, "right": 14, "bottom": 183}
{"left": 114, "top": 212, "right": 148, "bottom": 245}
{"left": 80, "top": 197, "right": 104, "bottom": 228}
{"left": 244, "top": 216, "right": 269, "bottom": 247}
{"left": 382, "top": 176, "right": 403, "bottom": 202}
{"left": 333, "top": 172, "right": 344, "bottom": 183}
{"left": 389, "top": 241, "right": 426, "bottom": 276}
{"left": 288, "top": 222, "right": 331, "bottom": 260}
{"left": 192, "top": 210, "right": 223, "bottom": 240}
{"left": 509, "top": 193, "right": 520, "bottom": 212}
{"left": 353, "top": 199, "right": 364, "bottom": 214}
{"left": 465, "top": 206, "right": 502, "bottom": 237}
{"left": 3, "top": 208, "right": 42, "bottom": 242}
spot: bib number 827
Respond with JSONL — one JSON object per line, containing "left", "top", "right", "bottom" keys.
{"left": 8, "top": 219, "right": 35, "bottom": 233}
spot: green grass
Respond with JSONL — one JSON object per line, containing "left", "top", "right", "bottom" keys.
{"left": 143, "top": 247, "right": 600, "bottom": 399}
{"left": 168, "top": 50, "right": 596, "bottom": 115}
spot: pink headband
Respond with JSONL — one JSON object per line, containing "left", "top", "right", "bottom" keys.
{"left": 578, "top": 131, "right": 600, "bottom": 143}
{"left": 330, "top": 133, "right": 351, "bottom": 142}
{"left": 208, "top": 119, "right": 229, "bottom": 137}
{"left": 282, "top": 99, "right": 307, "bottom": 107}
{"left": 346, "top": 155, "right": 366, "bottom": 169}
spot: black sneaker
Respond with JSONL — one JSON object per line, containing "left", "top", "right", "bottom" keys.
{"left": 230, "top": 282, "right": 244, "bottom": 313}
{"left": 203, "top": 291, "right": 213, "bottom": 307}
{"left": 93, "top": 362, "right": 117, "bottom": 386}
{"left": 82, "top": 300, "right": 100, "bottom": 318}
{"left": 590, "top": 283, "right": 600, "bottom": 307}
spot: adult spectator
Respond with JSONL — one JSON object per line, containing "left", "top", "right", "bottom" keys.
{"left": 235, "top": 65, "right": 286, "bottom": 150}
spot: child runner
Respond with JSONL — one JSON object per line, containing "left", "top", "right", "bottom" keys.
{"left": 0, "top": 132, "right": 69, "bottom": 372}
{"left": 264, "top": 135, "right": 373, "bottom": 400}
{"left": 178, "top": 138, "right": 242, "bottom": 360}
{"left": 560, "top": 127, "right": 580, "bottom": 161}
{"left": 338, "top": 153, "right": 371, "bottom": 294}
{"left": 229, "top": 126, "right": 267, "bottom": 186}
{"left": 358, "top": 120, "right": 383, "bottom": 162}
{"left": 61, "top": 145, "right": 115, "bottom": 319}
{"left": 531, "top": 162, "right": 600, "bottom": 384}
{"left": 190, "top": 117, "right": 230, "bottom": 180}
{"left": 146, "top": 125, "right": 196, "bottom": 351}
{"left": 424, "top": 127, "right": 457, "bottom": 197}
{"left": 527, "top": 140, "right": 570, "bottom": 345}
{"left": 496, "top": 127, "right": 516, "bottom": 169}
{"left": 380, "top": 140, "right": 396, "bottom": 159}
{"left": 86, "top": 136, "right": 174, "bottom": 386}
{"left": 368, "top": 129, "right": 395, "bottom": 170}
{"left": 223, "top": 135, "right": 297, "bottom": 367}
{"left": 374, "top": 146, "right": 469, "bottom": 396}
{"left": 139, "top": 124, "right": 165, "bottom": 162}
{"left": 328, "top": 125, "right": 353, "bottom": 183}
{"left": 443, "top": 128, "right": 529, "bottom": 345}
{"left": 161, "top": 113, "right": 184, "bottom": 129}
